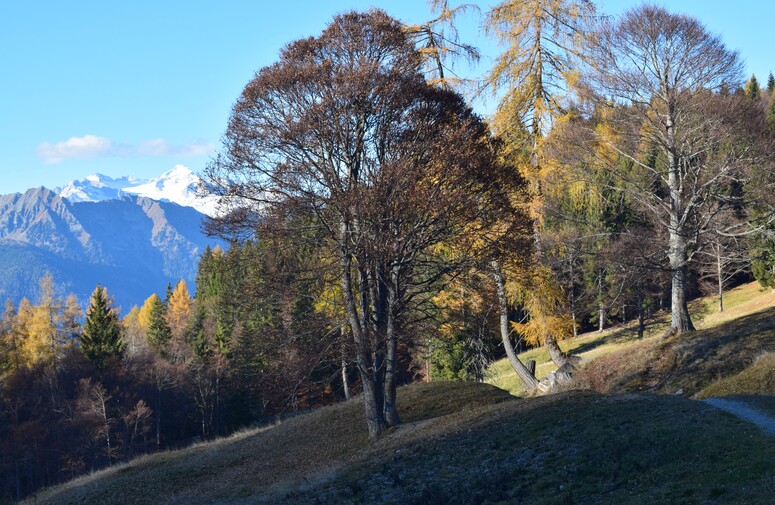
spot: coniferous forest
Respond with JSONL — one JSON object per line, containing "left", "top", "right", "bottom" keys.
{"left": 2, "top": 1, "right": 775, "bottom": 502}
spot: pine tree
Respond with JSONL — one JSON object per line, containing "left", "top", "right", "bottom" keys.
{"left": 767, "top": 72, "right": 774, "bottom": 93}
{"left": 81, "top": 284, "right": 125, "bottom": 369}
{"left": 146, "top": 294, "right": 172, "bottom": 353}
{"left": 745, "top": 74, "right": 761, "bottom": 101}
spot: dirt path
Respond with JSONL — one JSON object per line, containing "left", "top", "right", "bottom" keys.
{"left": 702, "top": 398, "right": 775, "bottom": 436}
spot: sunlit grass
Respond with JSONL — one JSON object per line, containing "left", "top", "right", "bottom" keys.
{"left": 695, "top": 352, "right": 775, "bottom": 398}
{"left": 487, "top": 281, "right": 775, "bottom": 396}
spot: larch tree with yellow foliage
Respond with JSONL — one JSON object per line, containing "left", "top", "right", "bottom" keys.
{"left": 404, "top": 0, "right": 480, "bottom": 89}
{"left": 166, "top": 280, "right": 192, "bottom": 342}
{"left": 16, "top": 274, "right": 66, "bottom": 366}
{"left": 482, "top": 0, "right": 597, "bottom": 387}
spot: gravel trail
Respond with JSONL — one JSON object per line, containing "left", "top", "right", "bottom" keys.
{"left": 702, "top": 398, "right": 775, "bottom": 436}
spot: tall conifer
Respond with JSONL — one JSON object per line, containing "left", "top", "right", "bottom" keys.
{"left": 146, "top": 294, "right": 172, "bottom": 353}
{"left": 745, "top": 74, "right": 761, "bottom": 100}
{"left": 81, "top": 284, "right": 125, "bottom": 369}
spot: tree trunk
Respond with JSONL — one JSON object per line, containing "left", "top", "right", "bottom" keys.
{"left": 341, "top": 360, "right": 350, "bottom": 400}
{"left": 545, "top": 336, "right": 570, "bottom": 368}
{"left": 340, "top": 327, "right": 351, "bottom": 400}
{"left": 665, "top": 112, "right": 695, "bottom": 336}
{"left": 340, "top": 222, "right": 386, "bottom": 439}
{"left": 382, "top": 264, "right": 401, "bottom": 427}
{"left": 598, "top": 304, "right": 605, "bottom": 333}
{"left": 717, "top": 246, "right": 724, "bottom": 313}
{"left": 491, "top": 260, "right": 539, "bottom": 390}
{"left": 155, "top": 392, "right": 162, "bottom": 449}
{"left": 666, "top": 239, "right": 695, "bottom": 335}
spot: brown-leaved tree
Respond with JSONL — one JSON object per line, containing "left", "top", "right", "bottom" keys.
{"left": 205, "top": 9, "right": 511, "bottom": 439}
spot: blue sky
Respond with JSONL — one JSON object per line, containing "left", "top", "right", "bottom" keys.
{"left": 1, "top": 1, "right": 771, "bottom": 194}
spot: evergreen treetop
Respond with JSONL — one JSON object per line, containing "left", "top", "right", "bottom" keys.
{"left": 80, "top": 284, "right": 125, "bottom": 369}
{"left": 146, "top": 294, "right": 172, "bottom": 353}
{"left": 745, "top": 74, "right": 761, "bottom": 100}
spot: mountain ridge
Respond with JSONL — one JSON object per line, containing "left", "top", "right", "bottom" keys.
{"left": 0, "top": 177, "right": 223, "bottom": 312}
{"left": 56, "top": 164, "right": 220, "bottom": 217}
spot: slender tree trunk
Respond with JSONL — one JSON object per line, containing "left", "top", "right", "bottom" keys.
{"left": 597, "top": 269, "right": 605, "bottom": 333}
{"left": 156, "top": 392, "right": 161, "bottom": 449}
{"left": 716, "top": 246, "right": 724, "bottom": 313}
{"left": 598, "top": 304, "right": 605, "bottom": 333}
{"left": 491, "top": 260, "right": 538, "bottom": 390}
{"left": 341, "top": 326, "right": 351, "bottom": 400}
{"left": 341, "top": 360, "right": 350, "bottom": 400}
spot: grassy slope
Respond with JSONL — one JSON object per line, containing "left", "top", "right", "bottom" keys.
{"left": 28, "top": 282, "right": 775, "bottom": 505}
{"left": 29, "top": 383, "right": 775, "bottom": 505}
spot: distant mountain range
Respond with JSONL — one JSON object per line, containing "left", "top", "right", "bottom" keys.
{"left": 56, "top": 164, "right": 220, "bottom": 216}
{"left": 0, "top": 166, "right": 224, "bottom": 312}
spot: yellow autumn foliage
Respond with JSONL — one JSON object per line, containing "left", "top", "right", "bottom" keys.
{"left": 166, "top": 280, "right": 192, "bottom": 341}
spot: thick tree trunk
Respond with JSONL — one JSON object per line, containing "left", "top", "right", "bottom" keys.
{"left": 340, "top": 223, "right": 386, "bottom": 439}
{"left": 666, "top": 239, "right": 695, "bottom": 335}
{"left": 382, "top": 265, "right": 401, "bottom": 427}
{"left": 491, "top": 260, "right": 539, "bottom": 390}
{"left": 546, "top": 336, "right": 571, "bottom": 368}
{"left": 665, "top": 113, "right": 695, "bottom": 336}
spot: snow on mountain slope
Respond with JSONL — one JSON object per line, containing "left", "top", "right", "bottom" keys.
{"left": 0, "top": 187, "right": 224, "bottom": 312}
{"left": 59, "top": 174, "right": 140, "bottom": 203}
{"left": 57, "top": 165, "right": 220, "bottom": 216}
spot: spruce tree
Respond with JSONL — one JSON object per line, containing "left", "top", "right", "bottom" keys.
{"left": 146, "top": 294, "right": 172, "bottom": 353}
{"left": 745, "top": 74, "right": 761, "bottom": 101}
{"left": 81, "top": 284, "right": 125, "bottom": 369}
{"left": 768, "top": 72, "right": 775, "bottom": 94}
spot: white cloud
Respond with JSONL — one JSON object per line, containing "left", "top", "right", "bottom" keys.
{"left": 36, "top": 135, "right": 113, "bottom": 164}
{"left": 36, "top": 135, "right": 215, "bottom": 164}
{"left": 136, "top": 139, "right": 214, "bottom": 157}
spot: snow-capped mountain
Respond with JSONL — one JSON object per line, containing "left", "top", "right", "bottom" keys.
{"left": 0, "top": 186, "right": 224, "bottom": 312}
{"left": 57, "top": 165, "right": 220, "bottom": 216}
